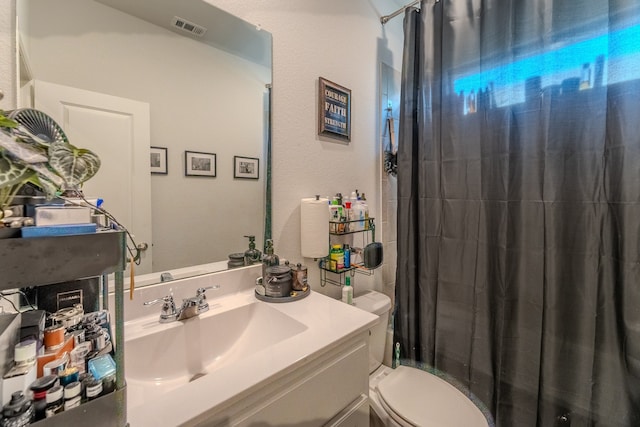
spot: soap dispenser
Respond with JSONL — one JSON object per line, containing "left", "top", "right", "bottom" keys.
{"left": 262, "top": 239, "right": 280, "bottom": 278}
{"left": 243, "top": 235, "right": 262, "bottom": 265}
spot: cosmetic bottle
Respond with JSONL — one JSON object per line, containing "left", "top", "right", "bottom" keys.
{"left": 29, "top": 375, "right": 58, "bottom": 421}
{"left": 360, "top": 193, "right": 370, "bottom": 230}
{"left": 63, "top": 382, "right": 81, "bottom": 411}
{"left": 330, "top": 245, "right": 344, "bottom": 272}
{"left": 343, "top": 244, "right": 351, "bottom": 269}
{"left": 343, "top": 201, "right": 352, "bottom": 232}
{"left": 351, "top": 201, "right": 365, "bottom": 232}
{"left": 350, "top": 190, "right": 359, "bottom": 205}
{"left": 329, "top": 197, "right": 342, "bottom": 233}
{"left": 243, "top": 235, "right": 262, "bottom": 265}
{"left": 1, "top": 391, "right": 34, "bottom": 427}
{"left": 342, "top": 277, "right": 353, "bottom": 304}
{"left": 45, "top": 385, "right": 64, "bottom": 418}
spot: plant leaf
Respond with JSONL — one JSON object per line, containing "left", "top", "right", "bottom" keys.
{"left": 26, "top": 163, "right": 65, "bottom": 189}
{"left": 0, "top": 152, "right": 34, "bottom": 188}
{"left": 48, "top": 142, "right": 101, "bottom": 190}
{"left": 0, "top": 130, "right": 48, "bottom": 164}
{"left": 0, "top": 113, "right": 18, "bottom": 129}
{"left": 11, "top": 124, "right": 52, "bottom": 147}
{"left": 27, "top": 175, "right": 60, "bottom": 200}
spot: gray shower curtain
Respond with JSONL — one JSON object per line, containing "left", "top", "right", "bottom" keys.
{"left": 394, "top": 1, "right": 640, "bottom": 426}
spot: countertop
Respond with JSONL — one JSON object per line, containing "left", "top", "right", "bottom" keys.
{"left": 122, "top": 267, "right": 377, "bottom": 426}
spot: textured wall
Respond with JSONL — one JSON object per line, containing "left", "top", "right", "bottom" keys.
{"left": 0, "top": 0, "right": 16, "bottom": 110}
{"left": 207, "top": 0, "right": 405, "bottom": 298}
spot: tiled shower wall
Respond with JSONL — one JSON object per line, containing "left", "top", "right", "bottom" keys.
{"left": 380, "top": 63, "right": 401, "bottom": 307}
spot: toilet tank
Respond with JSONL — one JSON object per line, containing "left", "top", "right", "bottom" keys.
{"left": 353, "top": 291, "right": 392, "bottom": 374}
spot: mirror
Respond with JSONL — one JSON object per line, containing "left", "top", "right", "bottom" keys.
{"left": 17, "top": 0, "right": 272, "bottom": 284}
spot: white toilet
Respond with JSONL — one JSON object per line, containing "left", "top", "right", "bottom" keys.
{"left": 353, "top": 291, "right": 489, "bottom": 427}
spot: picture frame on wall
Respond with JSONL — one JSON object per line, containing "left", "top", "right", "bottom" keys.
{"left": 185, "top": 151, "right": 216, "bottom": 177}
{"left": 150, "top": 146, "right": 168, "bottom": 174}
{"left": 234, "top": 156, "right": 259, "bottom": 179}
{"left": 318, "top": 77, "right": 351, "bottom": 142}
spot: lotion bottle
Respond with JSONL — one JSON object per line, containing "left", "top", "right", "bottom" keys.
{"left": 342, "top": 277, "right": 353, "bottom": 304}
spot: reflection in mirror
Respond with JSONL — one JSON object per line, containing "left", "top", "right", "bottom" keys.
{"left": 17, "top": 0, "right": 272, "bottom": 285}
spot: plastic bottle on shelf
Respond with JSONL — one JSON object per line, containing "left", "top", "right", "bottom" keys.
{"left": 350, "top": 200, "right": 363, "bottom": 232}
{"left": 328, "top": 199, "right": 340, "bottom": 233}
{"left": 360, "top": 193, "right": 370, "bottom": 230}
{"left": 349, "top": 190, "right": 359, "bottom": 205}
{"left": 343, "top": 244, "right": 351, "bottom": 269}
{"left": 330, "top": 244, "right": 344, "bottom": 271}
{"left": 342, "top": 276, "right": 353, "bottom": 304}
{"left": 344, "top": 201, "right": 352, "bottom": 232}
{"left": 337, "top": 212, "right": 347, "bottom": 233}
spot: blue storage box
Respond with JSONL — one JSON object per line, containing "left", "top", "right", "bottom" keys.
{"left": 21, "top": 223, "right": 97, "bottom": 238}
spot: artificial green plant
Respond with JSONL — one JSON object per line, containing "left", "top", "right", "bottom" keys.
{"left": 0, "top": 110, "right": 101, "bottom": 221}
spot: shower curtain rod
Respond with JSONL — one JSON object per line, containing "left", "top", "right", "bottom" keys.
{"left": 380, "top": 0, "right": 420, "bottom": 25}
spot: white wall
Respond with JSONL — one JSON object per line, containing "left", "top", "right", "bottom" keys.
{"left": 206, "top": 0, "right": 405, "bottom": 298}
{"left": 1, "top": 0, "right": 406, "bottom": 298}
{"left": 0, "top": 0, "right": 16, "bottom": 110}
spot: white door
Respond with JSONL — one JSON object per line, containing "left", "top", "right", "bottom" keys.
{"left": 33, "top": 80, "right": 153, "bottom": 274}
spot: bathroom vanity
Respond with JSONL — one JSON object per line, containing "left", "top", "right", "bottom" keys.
{"left": 118, "top": 265, "right": 377, "bottom": 426}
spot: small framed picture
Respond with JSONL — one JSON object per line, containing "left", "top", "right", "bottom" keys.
{"left": 318, "top": 77, "right": 351, "bottom": 142}
{"left": 150, "top": 146, "right": 168, "bottom": 174}
{"left": 234, "top": 156, "right": 259, "bottom": 179}
{"left": 185, "top": 151, "right": 216, "bottom": 177}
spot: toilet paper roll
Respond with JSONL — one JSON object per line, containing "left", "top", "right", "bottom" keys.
{"left": 301, "top": 197, "right": 330, "bottom": 258}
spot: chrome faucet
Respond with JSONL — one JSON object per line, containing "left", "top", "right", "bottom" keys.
{"left": 143, "top": 294, "right": 179, "bottom": 323}
{"left": 144, "top": 286, "right": 220, "bottom": 323}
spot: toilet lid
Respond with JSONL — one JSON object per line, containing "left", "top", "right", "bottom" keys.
{"left": 376, "top": 366, "right": 488, "bottom": 427}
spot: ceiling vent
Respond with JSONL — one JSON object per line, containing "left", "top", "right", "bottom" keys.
{"left": 171, "top": 16, "right": 207, "bottom": 37}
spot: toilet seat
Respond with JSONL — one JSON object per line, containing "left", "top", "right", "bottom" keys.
{"left": 374, "top": 366, "right": 488, "bottom": 427}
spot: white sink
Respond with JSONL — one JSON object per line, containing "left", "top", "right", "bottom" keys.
{"left": 120, "top": 265, "right": 378, "bottom": 426}
{"left": 124, "top": 299, "right": 307, "bottom": 408}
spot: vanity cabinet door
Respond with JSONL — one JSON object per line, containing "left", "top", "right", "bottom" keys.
{"left": 210, "top": 333, "right": 370, "bottom": 427}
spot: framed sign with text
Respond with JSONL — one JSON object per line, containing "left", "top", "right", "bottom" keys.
{"left": 318, "top": 77, "right": 351, "bottom": 142}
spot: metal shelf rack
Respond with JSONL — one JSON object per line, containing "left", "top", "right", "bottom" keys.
{"left": 319, "top": 218, "right": 376, "bottom": 287}
{"left": 0, "top": 230, "right": 127, "bottom": 427}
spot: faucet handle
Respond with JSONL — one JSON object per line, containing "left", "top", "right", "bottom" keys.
{"left": 194, "top": 285, "right": 220, "bottom": 312}
{"left": 144, "top": 294, "right": 174, "bottom": 306}
{"left": 196, "top": 285, "right": 220, "bottom": 297}
{"left": 144, "top": 295, "right": 178, "bottom": 323}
